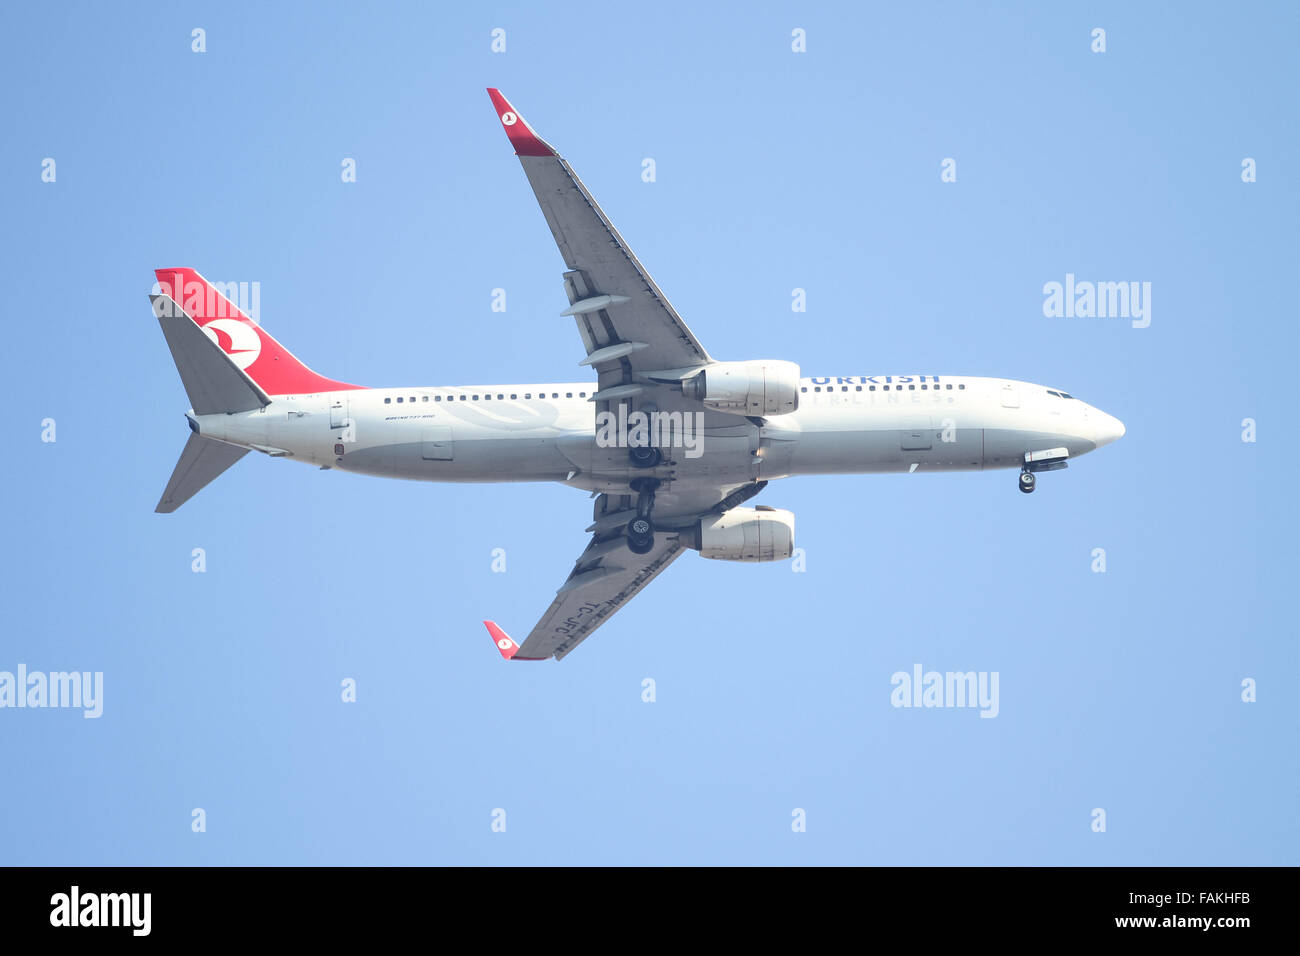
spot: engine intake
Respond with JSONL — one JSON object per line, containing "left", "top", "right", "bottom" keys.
{"left": 685, "top": 506, "right": 795, "bottom": 562}
{"left": 688, "top": 360, "right": 800, "bottom": 416}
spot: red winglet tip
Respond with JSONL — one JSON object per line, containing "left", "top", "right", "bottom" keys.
{"left": 485, "top": 88, "right": 554, "bottom": 157}
{"left": 484, "top": 620, "right": 520, "bottom": 660}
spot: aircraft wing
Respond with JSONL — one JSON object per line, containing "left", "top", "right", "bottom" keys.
{"left": 487, "top": 88, "right": 713, "bottom": 380}
{"left": 486, "top": 529, "right": 685, "bottom": 662}
{"left": 484, "top": 482, "right": 766, "bottom": 661}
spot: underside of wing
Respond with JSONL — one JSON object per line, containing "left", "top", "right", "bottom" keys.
{"left": 507, "top": 528, "right": 685, "bottom": 662}
{"left": 480, "top": 90, "right": 782, "bottom": 663}
{"left": 487, "top": 88, "right": 712, "bottom": 378}
{"left": 485, "top": 482, "right": 769, "bottom": 661}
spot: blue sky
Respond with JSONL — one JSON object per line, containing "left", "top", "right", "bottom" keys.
{"left": 1, "top": 1, "right": 1295, "bottom": 864}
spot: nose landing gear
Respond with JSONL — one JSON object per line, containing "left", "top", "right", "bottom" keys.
{"left": 1018, "top": 448, "right": 1069, "bottom": 493}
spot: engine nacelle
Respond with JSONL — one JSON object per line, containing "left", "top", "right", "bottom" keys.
{"left": 686, "top": 506, "right": 796, "bottom": 562}
{"left": 688, "top": 360, "right": 800, "bottom": 416}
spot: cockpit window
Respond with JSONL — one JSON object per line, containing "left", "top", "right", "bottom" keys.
{"left": 1060, "top": 393, "right": 1074, "bottom": 399}
{"left": 1047, "top": 390, "right": 1061, "bottom": 397}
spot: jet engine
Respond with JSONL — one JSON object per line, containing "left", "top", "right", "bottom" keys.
{"left": 684, "top": 506, "right": 796, "bottom": 562}
{"left": 687, "top": 360, "right": 800, "bottom": 416}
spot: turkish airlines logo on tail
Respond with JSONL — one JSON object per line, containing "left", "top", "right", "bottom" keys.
{"left": 201, "top": 318, "right": 262, "bottom": 370}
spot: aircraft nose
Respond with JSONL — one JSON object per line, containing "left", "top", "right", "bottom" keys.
{"left": 1093, "top": 411, "right": 1126, "bottom": 448}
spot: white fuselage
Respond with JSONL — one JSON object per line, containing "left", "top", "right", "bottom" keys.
{"left": 192, "top": 374, "right": 1124, "bottom": 517}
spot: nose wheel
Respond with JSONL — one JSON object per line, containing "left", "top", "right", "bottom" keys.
{"left": 1018, "top": 470, "right": 1036, "bottom": 494}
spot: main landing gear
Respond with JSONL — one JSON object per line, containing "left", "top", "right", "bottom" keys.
{"left": 626, "top": 516, "right": 655, "bottom": 553}
{"left": 628, "top": 445, "right": 662, "bottom": 468}
{"left": 626, "top": 477, "right": 659, "bottom": 554}
{"left": 1018, "top": 469, "right": 1036, "bottom": 494}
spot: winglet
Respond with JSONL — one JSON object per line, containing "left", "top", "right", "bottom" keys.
{"left": 484, "top": 620, "right": 548, "bottom": 660}
{"left": 485, "top": 620, "right": 522, "bottom": 660}
{"left": 486, "top": 88, "right": 555, "bottom": 157}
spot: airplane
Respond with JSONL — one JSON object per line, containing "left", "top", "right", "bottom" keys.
{"left": 149, "top": 88, "right": 1125, "bottom": 662}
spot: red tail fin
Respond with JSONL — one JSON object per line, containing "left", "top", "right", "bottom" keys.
{"left": 154, "top": 268, "right": 364, "bottom": 396}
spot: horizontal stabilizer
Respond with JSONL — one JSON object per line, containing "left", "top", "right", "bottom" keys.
{"left": 156, "top": 433, "right": 248, "bottom": 513}
{"left": 152, "top": 294, "right": 270, "bottom": 415}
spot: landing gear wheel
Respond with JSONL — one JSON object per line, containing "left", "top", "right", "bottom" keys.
{"left": 1018, "top": 471, "right": 1036, "bottom": 494}
{"left": 626, "top": 517, "right": 655, "bottom": 554}
{"left": 629, "top": 446, "right": 662, "bottom": 469}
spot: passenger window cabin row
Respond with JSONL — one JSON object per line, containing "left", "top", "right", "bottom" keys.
{"left": 384, "top": 391, "right": 587, "bottom": 404}
{"left": 382, "top": 382, "right": 973, "bottom": 405}
{"left": 801, "top": 383, "right": 966, "bottom": 393}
